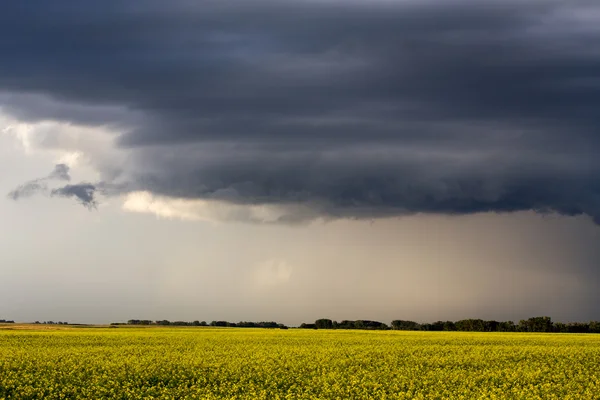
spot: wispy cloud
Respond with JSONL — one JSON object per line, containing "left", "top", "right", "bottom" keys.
{"left": 7, "top": 163, "right": 71, "bottom": 200}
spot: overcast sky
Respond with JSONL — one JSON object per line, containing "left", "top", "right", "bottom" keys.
{"left": 1, "top": 0, "right": 600, "bottom": 325}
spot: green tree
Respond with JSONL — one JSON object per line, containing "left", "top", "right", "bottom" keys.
{"left": 391, "top": 320, "right": 421, "bottom": 330}
{"left": 315, "top": 319, "right": 334, "bottom": 329}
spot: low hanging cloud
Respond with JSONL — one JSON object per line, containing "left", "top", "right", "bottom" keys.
{"left": 7, "top": 163, "right": 71, "bottom": 200}
{"left": 50, "top": 183, "right": 98, "bottom": 210}
{"left": 7, "top": 181, "right": 48, "bottom": 201}
{"left": 47, "top": 164, "right": 71, "bottom": 181}
{"left": 2, "top": 0, "right": 600, "bottom": 223}
{"left": 7, "top": 163, "right": 99, "bottom": 209}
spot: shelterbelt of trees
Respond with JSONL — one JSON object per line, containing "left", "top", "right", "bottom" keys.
{"left": 117, "top": 320, "right": 289, "bottom": 329}
{"left": 304, "top": 317, "right": 600, "bottom": 333}
{"left": 112, "top": 316, "right": 600, "bottom": 333}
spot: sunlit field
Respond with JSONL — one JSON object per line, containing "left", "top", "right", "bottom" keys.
{"left": 1, "top": 325, "right": 599, "bottom": 399}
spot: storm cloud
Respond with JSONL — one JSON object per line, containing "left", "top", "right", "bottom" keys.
{"left": 2, "top": 0, "right": 600, "bottom": 222}
{"left": 51, "top": 184, "right": 98, "bottom": 209}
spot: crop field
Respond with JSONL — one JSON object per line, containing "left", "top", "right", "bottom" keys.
{"left": 1, "top": 326, "right": 599, "bottom": 399}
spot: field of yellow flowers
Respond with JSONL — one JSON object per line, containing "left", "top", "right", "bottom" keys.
{"left": 1, "top": 325, "right": 599, "bottom": 399}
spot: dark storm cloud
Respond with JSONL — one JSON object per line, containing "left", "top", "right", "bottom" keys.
{"left": 2, "top": 0, "right": 600, "bottom": 221}
{"left": 50, "top": 184, "right": 98, "bottom": 209}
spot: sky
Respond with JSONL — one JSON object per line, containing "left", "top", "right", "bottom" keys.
{"left": 1, "top": 0, "right": 600, "bottom": 325}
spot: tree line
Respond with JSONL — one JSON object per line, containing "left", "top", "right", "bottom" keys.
{"left": 301, "top": 319, "right": 389, "bottom": 330}
{"left": 300, "top": 317, "right": 600, "bottom": 333}
{"left": 0, "top": 319, "right": 15, "bottom": 323}
{"left": 111, "top": 316, "right": 600, "bottom": 333}
{"left": 118, "top": 320, "right": 288, "bottom": 329}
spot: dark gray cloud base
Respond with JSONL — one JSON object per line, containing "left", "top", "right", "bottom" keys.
{"left": 2, "top": 0, "right": 600, "bottom": 222}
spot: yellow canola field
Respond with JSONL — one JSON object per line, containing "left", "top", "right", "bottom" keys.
{"left": 1, "top": 327, "right": 599, "bottom": 399}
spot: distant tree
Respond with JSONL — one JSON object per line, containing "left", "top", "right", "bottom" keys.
{"left": 258, "top": 321, "right": 279, "bottom": 328}
{"left": 589, "top": 321, "right": 600, "bottom": 334}
{"left": 429, "top": 321, "right": 446, "bottom": 331}
{"left": 128, "top": 319, "right": 152, "bottom": 325}
{"left": 457, "top": 319, "right": 490, "bottom": 332}
{"left": 484, "top": 320, "right": 499, "bottom": 332}
{"left": 337, "top": 320, "right": 355, "bottom": 329}
{"left": 420, "top": 323, "right": 432, "bottom": 331}
{"left": 359, "top": 320, "right": 388, "bottom": 330}
{"left": 354, "top": 320, "right": 365, "bottom": 330}
{"left": 315, "top": 319, "right": 334, "bottom": 329}
{"left": 518, "top": 317, "right": 553, "bottom": 332}
{"left": 566, "top": 322, "right": 589, "bottom": 333}
{"left": 391, "top": 320, "right": 421, "bottom": 331}
{"left": 553, "top": 322, "right": 567, "bottom": 333}
{"left": 498, "top": 321, "right": 516, "bottom": 332}
{"left": 423, "top": 322, "right": 449, "bottom": 331}
{"left": 443, "top": 321, "right": 456, "bottom": 331}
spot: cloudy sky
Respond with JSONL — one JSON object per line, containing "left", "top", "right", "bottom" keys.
{"left": 1, "top": 0, "right": 600, "bottom": 325}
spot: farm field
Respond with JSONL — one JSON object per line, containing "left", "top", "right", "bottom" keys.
{"left": 1, "top": 326, "right": 599, "bottom": 399}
